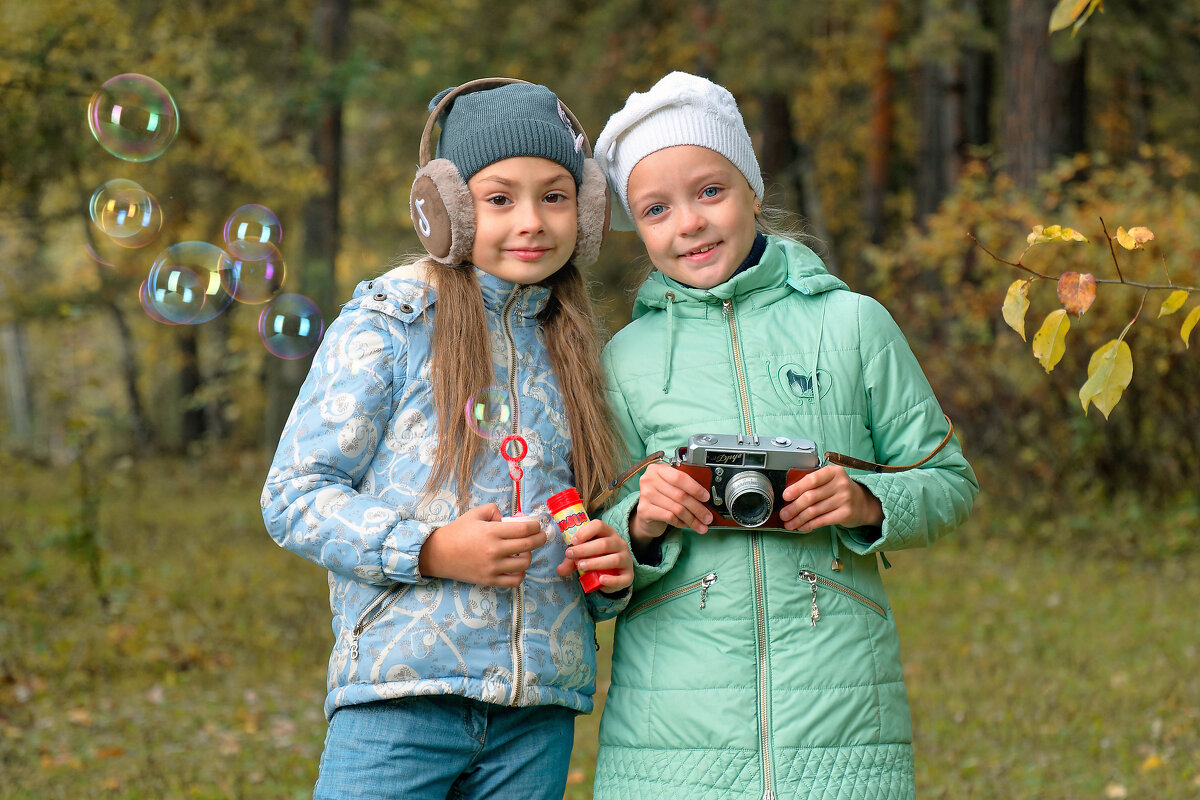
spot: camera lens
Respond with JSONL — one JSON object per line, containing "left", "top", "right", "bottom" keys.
{"left": 723, "top": 471, "right": 774, "bottom": 528}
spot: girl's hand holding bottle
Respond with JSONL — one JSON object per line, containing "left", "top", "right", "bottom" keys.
{"left": 555, "top": 518, "right": 635, "bottom": 593}
{"left": 418, "top": 503, "right": 547, "bottom": 587}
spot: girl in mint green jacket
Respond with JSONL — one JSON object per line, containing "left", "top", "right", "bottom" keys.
{"left": 589, "top": 71, "right": 979, "bottom": 800}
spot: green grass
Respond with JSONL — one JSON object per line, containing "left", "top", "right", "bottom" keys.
{"left": 2, "top": 453, "right": 1197, "bottom": 798}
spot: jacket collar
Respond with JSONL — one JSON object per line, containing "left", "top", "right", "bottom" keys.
{"left": 631, "top": 236, "right": 847, "bottom": 320}
{"left": 476, "top": 267, "right": 552, "bottom": 320}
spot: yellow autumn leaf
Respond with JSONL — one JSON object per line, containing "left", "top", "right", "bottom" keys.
{"left": 1158, "top": 290, "right": 1188, "bottom": 318}
{"left": 1182, "top": 305, "right": 1200, "bottom": 348}
{"left": 1049, "top": 0, "right": 1091, "bottom": 32}
{"left": 1032, "top": 309, "right": 1070, "bottom": 373}
{"left": 1027, "top": 224, "right": 1045, "bottom": 245}
{"left": 1079, "top": 339, "right": 1132, "bottom": 418}
{"left": 1115, "top": 227, "right": 1135, "bottom": 249}
{"left": 1128, "top": 226, "right": 1154, "bottom": 245}
{"left": 1002, "top": 279, "right": 1032, "bottom": 340}
{"left": 1060, "top": 227, "right": 1088, "bottom": 242}
{"left": 1140, "top": 753, "right": 1165, "bottom": 771}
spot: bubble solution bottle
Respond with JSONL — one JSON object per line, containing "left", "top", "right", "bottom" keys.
{"left": 547, "top": 488, "right": 618, "bottom": 594}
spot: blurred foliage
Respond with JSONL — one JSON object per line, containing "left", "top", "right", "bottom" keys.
{"left": 2, "top": 0, "right": 1200, "bottom": 503}
{"left": 868, "top": 146, "right": 1200, "bottom": 503}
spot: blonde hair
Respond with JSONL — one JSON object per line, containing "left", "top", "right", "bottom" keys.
{"left": 424, "top": 258, "right": 621, "bottom": 509}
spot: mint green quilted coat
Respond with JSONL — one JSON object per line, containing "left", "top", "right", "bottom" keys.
{"left": 595, "top": 237, "right": 978, "bottom": 799}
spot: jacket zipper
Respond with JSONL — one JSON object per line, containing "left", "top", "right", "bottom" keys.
{"left": 721, "top": 298, "right": 754, "bottom": 437}
{"left": 798, "top": 569, "right": 887, "bottom": 627}
{"left": 724, "top": 296, "right": 774, "bottom": 800}
{"left": 349, "top": 583, "right": 409, "bottom": 662}
{"left": 501, "top": 285, "right": 526, "bottom": 705}
{"left": 625, "top": 572, "right": 717, "bottom": 620}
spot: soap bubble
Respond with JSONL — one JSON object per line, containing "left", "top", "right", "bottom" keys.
{"left": 89, "top": 178, "right": 162, "bottom": 247}
{"left": 87, "top": 74, "right": 179, "bottom": 162}
{"left": 230, "top": 244, "right": 287, "bottom": 304}
{"left": 465, "top": 387, "right": 513, "bottom": 440}
{"left": 258, "top": 293, "right": 324, "bottom": 359}
{"left": 146, "top": 241, "right": 237, "bottom": 325}
{"left": 223, "top": 204, "right": 282, "bottom": 259}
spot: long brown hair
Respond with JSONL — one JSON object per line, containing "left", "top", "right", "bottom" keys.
{"left": 426, "top": 259, "right": 621, "bottom": 508}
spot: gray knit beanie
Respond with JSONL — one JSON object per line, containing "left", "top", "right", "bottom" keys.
{"left": 595, "top": 71, "right": 764, "bottom": 231}
{"left": 431, "top": 82, "right": 586, "bottom": 186}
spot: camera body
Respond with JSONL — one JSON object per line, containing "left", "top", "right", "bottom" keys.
{"left": 672, "top": 433, "right": 820, "bottom": 529}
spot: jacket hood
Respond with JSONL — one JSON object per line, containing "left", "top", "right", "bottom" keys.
{"left": 631, "top": 236, "right": 846, "bottom": 319}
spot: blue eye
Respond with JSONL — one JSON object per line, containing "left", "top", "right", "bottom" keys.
{"left": 645, "top": 204, "right": 666, "bottom": 217}
{"left": 701, "top": 186, "right": 721, "bottom": 199}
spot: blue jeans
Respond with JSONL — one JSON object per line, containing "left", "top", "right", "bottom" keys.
{"left": 313, "top": 696, "right": 576, "bottom": 800}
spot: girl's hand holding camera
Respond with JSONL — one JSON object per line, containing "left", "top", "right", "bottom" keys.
{"left": 555, "top": 519, "right": 635, "bottom": 592}
{"left": 778, "top": 465, "right": 883, "bottom": 532}
{"left": 419, "top": 503, "right": 547, "bottom": 587}
{"left": 630, "top": 462, "right": 883, "bottom": 546}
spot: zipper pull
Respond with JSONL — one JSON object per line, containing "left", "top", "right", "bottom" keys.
{"left": 349, "top": 635, "right": 360, "bottom": 662}
{"left": 699, "top": 572, "right": 718, "bottom": 609}
{"left": 799, "top": 570, "right": 821, "bottom": 627}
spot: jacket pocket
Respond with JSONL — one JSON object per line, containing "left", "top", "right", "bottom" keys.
{"left": 797, "top": 569, "right": 886, "bottom": 627}
{"left": 625, "top": 571, "right": 718, "bottom": 621}
{"left": 349, "top": 582, "right": 410, "bottom": 662}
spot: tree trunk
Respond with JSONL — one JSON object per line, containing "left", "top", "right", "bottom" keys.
{"left": 105, "top": 300, "right": 153, "bottom": 450}
{"left": 264, "top": 0, "right": 350, "bottom": 451}
{"left": 0, "top": 320, "right": 33, "bottom": 447}
{"left": 757, "top": 91, "right": 839, "bottom": 275}
{"left": 1002, "top": 0, "right": 1087, "bottom": 189}
{"left": 863, "top": 0, "right": 899, "bottom": 246}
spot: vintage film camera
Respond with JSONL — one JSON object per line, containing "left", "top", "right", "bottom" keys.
{"left": 671, "top": 433, "right": 820, "bottom": 529}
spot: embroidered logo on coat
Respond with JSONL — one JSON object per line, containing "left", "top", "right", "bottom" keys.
{"left": 770, "top": 362, "right": 832, "bottom": 405}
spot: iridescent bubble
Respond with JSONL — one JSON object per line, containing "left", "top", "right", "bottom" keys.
{"left": 144, "top": 265, "right": 206, "bottom": 324}
{"left": 223, "top": 204, "right": 282, "bottom": 259}
{"left": 89, "top": 179, "right": 162, "bottom": 248}
{"left": 147, "top": 241, "right": 237, "bottom": 325}
{"left": 258, "top": 293, "right": 324, "bottom": 359}
{"left": 138, "top": 278, "right": 180, "bottom": 325}
{"left": 87, "top": 74, "right": 179, "bottom": 162}
{"left": 464, "top": 387, "right": 512, "bottom": 440}
{"left": 230, "top": 244, "right": 287, "bottom": 304}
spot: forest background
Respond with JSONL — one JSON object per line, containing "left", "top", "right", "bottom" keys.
{"left": 2, "top": 0, "right": 1199, "bottom": 798}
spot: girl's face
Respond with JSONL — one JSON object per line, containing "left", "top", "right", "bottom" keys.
{"left": 626, "top": 145, "right": 759, "bottom": 290}
{"left": 468, "top": 157, "right": 578, "bottom": 284}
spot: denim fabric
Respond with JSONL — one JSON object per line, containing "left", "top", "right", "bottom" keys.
{"left": 314, "top": 695, "right": 575, "bottom": 800}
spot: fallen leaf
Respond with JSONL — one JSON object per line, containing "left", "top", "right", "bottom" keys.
{"left": 1141, "top": 753, "right": 1164, "bottom": 771}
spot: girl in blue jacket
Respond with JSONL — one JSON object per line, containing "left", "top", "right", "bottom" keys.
{"left": 262, "top": 79, "right": 633, "bottom": 800}
{"left": 590, "top": 72, "right": 978, "bottom": 800}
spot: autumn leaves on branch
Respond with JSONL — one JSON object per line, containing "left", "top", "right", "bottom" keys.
{"left": 972, "top": 221, "right": 1200, "bottom": 419}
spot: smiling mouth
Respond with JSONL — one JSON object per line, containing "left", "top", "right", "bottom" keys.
{"left": 681, "top": 243, "right": 718, "bottom": 258}
{"left": 507, "top": 247, "right": 550, "bottom": 261}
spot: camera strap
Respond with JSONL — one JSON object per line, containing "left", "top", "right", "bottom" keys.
{"left": 587, "top": 415, "right": 956, "bottom": 514}
{"left": 822, "top": 415, "right": 956, "bottom": 474}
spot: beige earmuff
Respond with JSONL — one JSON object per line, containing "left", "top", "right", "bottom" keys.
{"left": 409, "top": 77, "right": 609, "bottom": 267}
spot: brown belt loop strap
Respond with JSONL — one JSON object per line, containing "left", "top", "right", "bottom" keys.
{"left": 588, "top": 450, "right": 665, "bottom": 515}
{"left": 823, "top": 415, "right": 955, "bottom": 474}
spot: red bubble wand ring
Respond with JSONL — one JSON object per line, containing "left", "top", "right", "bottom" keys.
{"left": 500, "top": 434, "right": 527, "bottom": 514}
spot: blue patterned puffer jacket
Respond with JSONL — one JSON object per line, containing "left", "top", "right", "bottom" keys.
{"left": 262, "top": 261, "right": 626, "bottom": 720}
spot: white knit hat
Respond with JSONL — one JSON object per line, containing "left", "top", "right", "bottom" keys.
{"left": 594, "top": 71, "right": 764, "bottom": 231}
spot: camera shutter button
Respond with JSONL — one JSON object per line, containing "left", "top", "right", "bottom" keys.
{"left": 773, "top": 437, "right": 791, "bottom": 447}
